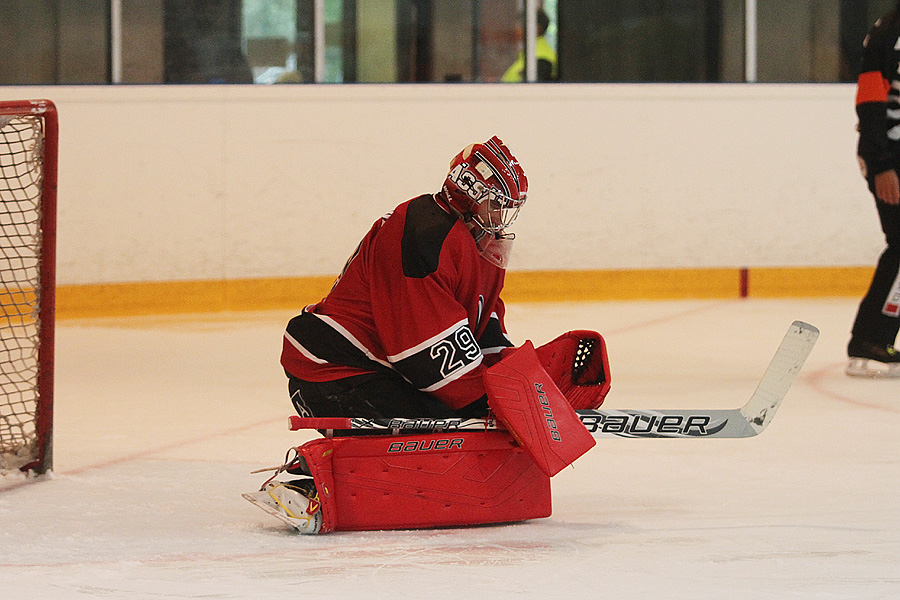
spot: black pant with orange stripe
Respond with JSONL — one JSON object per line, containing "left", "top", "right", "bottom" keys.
{"left": 850, "top": 173, "right": 900, "bottom": 349}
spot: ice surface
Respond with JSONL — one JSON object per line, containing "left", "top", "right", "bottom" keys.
{"left": 1, "top": 299, "right": 898, "bottom": 599}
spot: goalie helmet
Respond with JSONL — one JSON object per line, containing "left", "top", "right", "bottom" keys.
{"left": 440, "top": 136, "right": 528, "bottom": 234}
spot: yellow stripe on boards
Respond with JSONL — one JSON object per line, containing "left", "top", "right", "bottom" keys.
{"left": 746, "top": 267, "right": 874, "bottom": 298}
{"left": 53, "top": 267, "right": 875, "bottom": 320}
{"left": 56, "top": 276, "right": 336, "bottom": 320}
{"left": 501, "top": 268, "right": 741, "bottom": 303}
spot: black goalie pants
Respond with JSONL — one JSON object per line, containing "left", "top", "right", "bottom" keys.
{"left": 287, "top": 371, "right": 489, "bottom": 435}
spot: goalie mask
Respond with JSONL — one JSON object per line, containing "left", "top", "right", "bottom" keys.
{"left": 441, "top": 136, "right": 528, "bottom": 235}
{"left": 440, "top": 136, "right": 527, "bottom": 269}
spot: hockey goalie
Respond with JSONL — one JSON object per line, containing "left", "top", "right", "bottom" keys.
{"left": 244, "top": 136, "right": 611, "bottom": 533}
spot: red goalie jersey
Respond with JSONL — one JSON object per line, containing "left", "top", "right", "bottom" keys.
{"left": 281, "top": 194, "right": 514, "bottom": 410}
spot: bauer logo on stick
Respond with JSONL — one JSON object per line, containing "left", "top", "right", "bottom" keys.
{"left": 387, "top": 418, "right": 463, "bottom": 430}
{"left": 579, "top": 413, "right": 718, "bottom": 437}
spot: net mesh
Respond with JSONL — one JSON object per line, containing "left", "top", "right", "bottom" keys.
{"left": 0, "top": 114, "right": 45, "bottom": 471}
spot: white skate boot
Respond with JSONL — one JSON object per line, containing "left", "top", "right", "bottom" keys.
{"left": 243, "top": 479, "right": 322, "bottom": 534}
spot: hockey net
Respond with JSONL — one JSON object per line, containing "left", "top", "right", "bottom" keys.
{"left": 0, "top": 100, "right": 57, "bottom": 475}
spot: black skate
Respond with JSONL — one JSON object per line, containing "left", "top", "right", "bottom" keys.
{"left": 846, "top": 339, "right": 900, "bottom": 378}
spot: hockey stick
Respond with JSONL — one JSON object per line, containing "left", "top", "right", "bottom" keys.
{"left": 288, "top": 321, "right": 819, "bottom": 439}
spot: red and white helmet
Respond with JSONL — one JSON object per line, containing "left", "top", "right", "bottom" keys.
{"left": 440, "top": 136, "right": 528, "bottom": 234}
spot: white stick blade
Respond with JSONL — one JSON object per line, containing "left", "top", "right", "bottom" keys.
{"left": 740, "top": 320, "right": 819, "bottom": 434}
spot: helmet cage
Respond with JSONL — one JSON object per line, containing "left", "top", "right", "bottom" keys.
{"left": 444, "top": 136, "right": 527, "bottom": 234}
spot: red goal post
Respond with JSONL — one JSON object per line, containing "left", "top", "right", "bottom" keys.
{"left": 0, "top": 100, "right": 57, "bottom": 475}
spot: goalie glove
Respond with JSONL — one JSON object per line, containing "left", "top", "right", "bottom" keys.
{"left": 534, "top": 330, "right": 611, "bottom": 409}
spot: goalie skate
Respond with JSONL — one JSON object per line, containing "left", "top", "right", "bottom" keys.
{"left": 242, "top": 479, "right": 322, "bottom": 534}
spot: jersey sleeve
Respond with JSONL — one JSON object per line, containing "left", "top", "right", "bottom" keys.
{"left": 373, "top": 273, "right": 487, "bottom": 410}
{"left": 368, "top": 211, "right": 490, "bottom": 410}
{"left": 477, "top": 297, "right": 514, "bottom": 361}
{"left": 857, "top": 27, "right": 896, "bottom": 175}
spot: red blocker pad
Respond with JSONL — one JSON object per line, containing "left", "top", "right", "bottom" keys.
{"left": 484, "top": 341, "right": 596, "bottom": 477}
{"left": 535, "top": 330, "right": 611, "bottom": 409}
{"left": 297, "top": 431, "right": 551, "bottom": 533}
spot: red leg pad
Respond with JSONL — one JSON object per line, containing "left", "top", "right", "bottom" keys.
{"left": 298, "top": 432, "right": 551, "bottom": 533}
{"left": 484, "top": 341, "right": 596, "bottom": 476}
